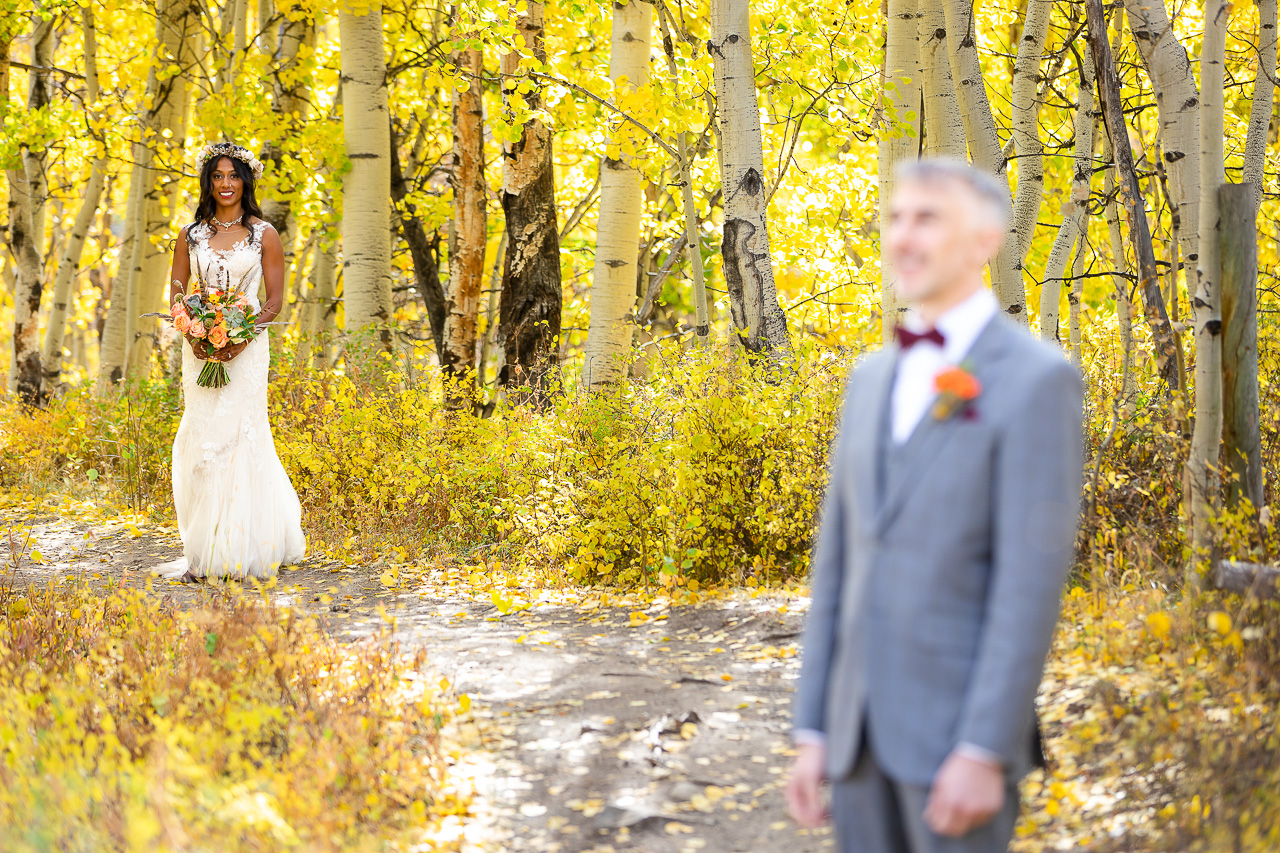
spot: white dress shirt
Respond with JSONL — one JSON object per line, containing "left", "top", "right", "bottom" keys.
{"left": 794, "top": 288, "right": 1002, "bottom": 768}
{"left": 890, "top": 287, "right": 997, "bottom": 444}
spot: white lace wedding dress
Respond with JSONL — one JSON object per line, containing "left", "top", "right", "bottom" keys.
{"left": 161, "top": 221, "right": 306, "bottom": 580}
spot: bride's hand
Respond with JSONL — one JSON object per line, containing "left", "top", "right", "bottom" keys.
{"left": 186, "top": 334, "right": 210, "bottom": 359}
{"left": 214, "top": 341, "right": 249, "bottom": 363}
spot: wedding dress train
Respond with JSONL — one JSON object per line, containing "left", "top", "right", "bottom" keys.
{"left": 160, "top": 221, "right": 305, "bottom": 580}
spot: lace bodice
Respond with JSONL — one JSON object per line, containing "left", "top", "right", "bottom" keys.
{"left": 187, "top": 220, "right": 269, "bottom": 312}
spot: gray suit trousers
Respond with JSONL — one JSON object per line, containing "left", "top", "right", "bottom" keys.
{"left": 831, "top": 744, "right": 1019, "bottom": 853}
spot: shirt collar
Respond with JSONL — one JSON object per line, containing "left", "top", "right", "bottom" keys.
{"left": 902, "top": 288, "right": 998, "bottom": 360}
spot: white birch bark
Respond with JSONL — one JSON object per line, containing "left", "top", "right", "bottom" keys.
{"left": 1040, "top": 44, "right": 1096, "bottom": 344}
{"left": 941, "top": 0, "right": 1023, "bottom": 320}
{"left": 710, "top": 0, "right": 790, "bottom": 356}
{"left": 1190, "top": 0, "right": 1230, "bottom": 559}
{"left": 1244, "top": 0, "right": 1277, "bottom": 209}
{"left": 584, "top": 0, "right": 652, "bottom": 386}
{"left": 339, "top": 3, "right": 394, "bottom": 342}
{"left": 41, "top": 7, "right": 106, "bottom": 387}
{"left": 442, "top": 42, "right": 487, "bottom": 403}
{"left": 879, "top": 0, "right": 922, "bottom": 338}
{"left": 917, "top": 0, "right": 965, "bottom": 159}
{"left": 1124, "top": 0, "right": 1201, "bottom": 277}
{"left": 1008, "top": 0, "right": 1052, "bottom": 263}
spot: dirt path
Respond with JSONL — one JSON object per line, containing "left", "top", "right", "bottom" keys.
{"left": 6, "top": 511, "right": 834, "bottom": 853}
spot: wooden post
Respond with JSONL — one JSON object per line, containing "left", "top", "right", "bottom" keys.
{"left": 1219, "top": 182, "right": 1262, "bottom": 509}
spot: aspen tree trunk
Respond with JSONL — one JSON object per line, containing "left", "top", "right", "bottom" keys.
{"left": 338, "top": 3, "right": 394, "bottom": 345}
{"left": 498, "top": 1, "right": 563, "bottom": 399}
{"left": 1125, "top": 0, "right": 1201, "bottom": 278}
{"left": 41, "top": 7, "right": 106, "bottom": 388}
{"left": 1040, "top": 45, "right": 1095, "bottom": 345}
{"left": 389, "top": 119, "right": 446, "bottom": 356}
{"left": 23, "top": 15, "right": 55, "bottom": 259}
{"left": 6, "top": 162, "right": 43, "bottom": 403}
{"left": 878, "top": 0, "right": 922, "bottom": 338}
{"left": 917, "top": 0, "right": 965, "bottom": 159}
{"left": 257, "top": 0, "right": 277, "bottom": 56}
{"left": 657, "top": 8, "right": 710, "bottom": 346}
{"left": 1189, "top": 0, "right": 1230, "bottom": 563}
{"left": 1104, "top": 150, "right": 1139, "bottom": 412}
{"left": 7, "top": 16, "right": 55, "bottom": 402}
{"left": 477, "top": 230, "right": 507, "bottom": 390}
{"left": 1069, "top": 238, "right": 1085, "bottom": 370}
{"left": 130, "top": 0, "right": 196, "bottom": 376}
{"left": 260, "top": 13, "right": 313, "bottom": 274}
{"left": 96, "top": 167, "right": 143, "bottom": 390}
{"left": 303, "top": 231, "right": 338, "bottom": 369}
{"left": 218, "top": 0, "right": 248, "bottom": 93}
{"left": 583, "top": 0, "right": 652, "bottom": 386}
{"left": 1087, "top": 0, "right": 1180, "bottom": 389}
{"left": 442, "top": 41, "right": 486, "bottom": 406}
{"left": 1244, "top": 0, "right": 1277, "bottom": 209}
{"left": 941, "top": 0, "right": 1023, "bottom": 319}
{"left": 1008, "top": 0, "right": 1052, "bottom": 263}
{"left": 710, "top": 0, "right": 791, "bottom": 356}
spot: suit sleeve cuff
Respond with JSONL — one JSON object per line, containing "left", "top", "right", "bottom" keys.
{"left": 955, "top": 741, "right": 1004, "bottom": 768}
{"left": 793, "top": 728, "right": 827, "bottom": 747}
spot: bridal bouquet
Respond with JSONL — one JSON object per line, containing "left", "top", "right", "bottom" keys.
{"left": 145, "top": 263, "right": 260, "bottom": 388}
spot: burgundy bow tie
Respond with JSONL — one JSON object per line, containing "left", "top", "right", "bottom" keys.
{"left": 894, "top": 324, "right": 946, "bottom": 350}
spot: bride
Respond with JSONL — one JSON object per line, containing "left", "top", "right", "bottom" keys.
{"left": 160, "top": 142, "right": 306, "bottom": 582}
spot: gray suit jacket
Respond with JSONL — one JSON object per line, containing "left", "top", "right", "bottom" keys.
{"left": 793, "top": 316, "right": 1083, "bottom": 787}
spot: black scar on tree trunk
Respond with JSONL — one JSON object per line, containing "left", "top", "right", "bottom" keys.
{"left": 498, "top": 148, "right": 562, "bottom": 405}
{"left": 722, "top": 216, "right": 788, "bottom": 355}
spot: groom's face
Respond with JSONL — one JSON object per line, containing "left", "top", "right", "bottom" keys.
{"left": 886, "top": 179, "right": 1003, "bottom": 304}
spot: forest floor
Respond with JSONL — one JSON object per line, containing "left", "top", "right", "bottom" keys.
{"left": 5, "top": 500, "right": 1172, "bottom": 853}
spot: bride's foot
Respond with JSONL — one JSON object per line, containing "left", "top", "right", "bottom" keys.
{"left": 179, "top": 570, "right": 200, "bottom": 584}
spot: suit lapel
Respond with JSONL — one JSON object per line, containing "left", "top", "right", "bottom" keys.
{"left": 849, "top": 347, "right": 897, "bottom": 522}
{"left": 872, "top": 317, "right": 1010, "bottom": 536}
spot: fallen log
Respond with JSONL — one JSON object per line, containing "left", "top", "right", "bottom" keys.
{"left": 1212, "top": 561, "right": 1280, "bottom": 599}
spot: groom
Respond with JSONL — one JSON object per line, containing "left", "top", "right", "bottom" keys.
{"left": 786, "top": 159, "right": 1083, "bottom": 852}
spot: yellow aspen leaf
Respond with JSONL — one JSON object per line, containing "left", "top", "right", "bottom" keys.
{"left": 1145, "top": 611, "right": 1171, "bottom": 640}
{"left": 1207, "top": 611, "right": 1232, "bottom": 636}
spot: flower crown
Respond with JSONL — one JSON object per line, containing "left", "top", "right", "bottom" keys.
{"left": 197, "top": 142, "right": 264, "bottom": 180}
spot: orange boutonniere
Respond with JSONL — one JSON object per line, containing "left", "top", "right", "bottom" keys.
{"left": 932, "top": 364, "right": 982, "bottom": 421}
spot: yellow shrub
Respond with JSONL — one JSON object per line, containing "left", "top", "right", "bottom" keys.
{"left": 0, "top": 579, "right": 458, "bottom": 851}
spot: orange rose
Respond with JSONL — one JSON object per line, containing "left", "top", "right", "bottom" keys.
{"left": 188, "top": 320, "right": 207, "bottom": 338}
{"left": 173, "top": 313, "right": 190, "bottom": 333}
{"left": 933, "top": 366, "right": 981, "bottom": 401}
{"left": 207, "top": 323, "right": 230, "bottom": 349}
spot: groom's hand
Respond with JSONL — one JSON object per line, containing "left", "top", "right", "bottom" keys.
{"left": 785, "top": 743, "right": 828, "bottom": 827}
{"left": 924, "top": 750, "right": 1005, "bottom": 837}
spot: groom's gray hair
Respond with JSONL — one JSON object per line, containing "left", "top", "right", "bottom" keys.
{"left": 895, "top": 158, "right": 1011, "bottom": 231}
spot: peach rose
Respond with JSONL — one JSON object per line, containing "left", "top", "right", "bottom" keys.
{"left": 188, "top": 320, "right": 207, "bottom": 338}
{"left": 173, "top": 313, "right": 190, "bottom": 333}
{"left": 207, "top": 323, "right": 230, "bottom": 348}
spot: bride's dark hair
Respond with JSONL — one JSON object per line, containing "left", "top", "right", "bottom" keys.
{"left": 187, "top": 152, "right": 266, "bottom": 246}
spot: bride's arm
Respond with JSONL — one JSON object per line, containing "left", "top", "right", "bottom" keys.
{"left": 255, "top": 224, "right": 286, "bottom": 327}
{"left": 170, "top": 227, "right": 208, "bottom": 359}
{"left": 169, "top": 227, "right": 191, "bottom": 306}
